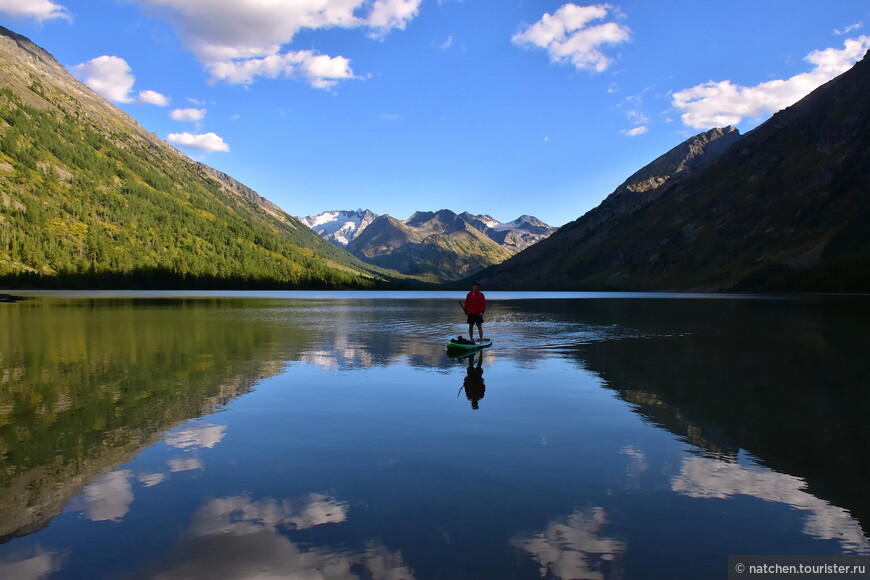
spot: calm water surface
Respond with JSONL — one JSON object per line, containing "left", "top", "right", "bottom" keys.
{"left": 0, "top": 291, "right": 868, "bottom": 579}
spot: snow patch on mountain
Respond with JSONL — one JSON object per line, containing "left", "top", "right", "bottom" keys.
{"left": 490, "top": 215, "right": 550, "bottom": 233}
{"left": 299, "top": 209, "right": 556, "bottom": 252}
{"left": 298, "top": 209, "right": 377, "bottom": 246}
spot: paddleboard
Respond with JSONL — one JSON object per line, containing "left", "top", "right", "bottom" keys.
{"left": 446, "top": 338, "right": 492, "bottom": 351}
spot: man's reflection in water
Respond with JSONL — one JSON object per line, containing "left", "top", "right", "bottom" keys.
{"left": 462, "top": 351, "right": 486, "bottom": 410}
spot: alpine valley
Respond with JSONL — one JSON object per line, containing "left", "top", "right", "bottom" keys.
{"left": 1, "top": 22, "right": 868, "bottom": 293}
{"left": 300, "top": 209, "right": 555, "bottom": 282}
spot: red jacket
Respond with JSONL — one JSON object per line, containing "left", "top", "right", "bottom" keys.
{"left": 464, "top": 291, "right": 486, "bottom": 315}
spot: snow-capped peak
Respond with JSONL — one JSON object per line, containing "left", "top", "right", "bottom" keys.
{"left": 490, "top": 215, "right": 546, "bottom": 232}
{"left": 298, "top": 209, "right": 377, "bottom": 246}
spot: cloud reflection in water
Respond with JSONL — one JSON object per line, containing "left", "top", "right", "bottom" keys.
{"left": 511, "top": 507, "right": 625, "bottom": 580}
{"left": 0, "top": 546, "right": 69, "bottom": 580}
{"left": 672, "top": 456, "right": 870, "bottom": 554}
{"left": 146, "top": 493, "right": 415, "bottom": 579}
{"left": 81, "top": 469, "right": 134, "bottom": 522}
{"left": 165, "top": 424, "right": 227, "bottom": 449}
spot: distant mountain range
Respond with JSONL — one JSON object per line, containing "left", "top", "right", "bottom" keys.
{"left": 477, "top": 50, "right": 870, "bottom": 292}
{"left": 300, "top": 209, "right": 555, "bottom": 282}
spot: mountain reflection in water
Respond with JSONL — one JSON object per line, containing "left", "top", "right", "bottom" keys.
{"left": 0, "top": 292, "right": 867, "bottom": 579}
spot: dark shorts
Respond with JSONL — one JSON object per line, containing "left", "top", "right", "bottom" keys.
{"left": 467, "top": 314, "right": 484, "bottom": 325}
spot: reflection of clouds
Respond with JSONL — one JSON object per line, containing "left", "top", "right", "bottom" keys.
{"left": 165, "top": 424, "right": 227, "bottom": 449}
{"left": 138, "top": 473, "right": 167, "bottom": 487}
{"left": 192, "top": 493, "right": 348, "bottom": 535}
{"left": 0, "top": 546, "right": 68, "bottom": 580}
{"left": 168, "top": 458, "right": 204, "bottom": 473}
{"left": 673, "top": 456, "right": 870, "bottom": 553}
{"left": 148, "top": 493, "right": 415, "bottom": 579}
{"left": 511, "top": 507, "right": 625, "bottom": 580}
{"left": 620, "top": 445, "right": 648, "bottom": 476}
{"left": 620, "top": 445, "right": 649, "bottom": 493}
{"left": 143, "top": 422, "right": 225, "bottom": 483}
{"left": 82, "top": 470, "right": 133, "bottom": 522}
{"left": 302, "top": 334, "right": 374, "bottom": 369}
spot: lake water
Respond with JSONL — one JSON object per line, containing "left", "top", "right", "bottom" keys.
{"left": 0, "top": 291, "right": 868, "bottom": 579}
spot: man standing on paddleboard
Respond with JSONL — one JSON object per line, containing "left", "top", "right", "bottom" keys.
{"left": 464, "top": 282, "right": 486, "bottom": 343}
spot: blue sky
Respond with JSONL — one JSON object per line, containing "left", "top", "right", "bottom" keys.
{"left": 3, "top": 1, "right": 869, "bottom": 227}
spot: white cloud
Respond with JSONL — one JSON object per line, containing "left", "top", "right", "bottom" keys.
{"left": 129, "top": 0, "right": 421, "bottom": 88}
{"left": 621, "top": 125, "right": 647, "bottom": 137}
{"left": 167, "top": 131, "right": 230, "bottom": 152}
{"left": 617, "top": 91, "right": 651, "bottom": 136}
{"left": 366, "top": 0, "right": 421, "bottom": 37}
{"left": 673, "top": 36, "right": 870, "bottom": 129}
{"left": 206, "top": 50, "right": 356, "bottom": 88}
{"left": 0, "top": 0, "right": 70, "bottom": 22}
{"left": 170, "top": 107, "right": 207, "bottom": 122}
{"left": 626, "top": 109, "right": 649, "bottom": 125}
{"left": 139, "top": 89, "right": 170, "bottom": 106}
{"left": 836, "top": 22, "right": 863, "bottom": 36}
{"left": 512, "top": 3, "right": 630, "bottom": 72}
{"left": 72, "top": 57, "right": 170, "bottom": 107}
{"left": 70, "top": 55, "right": 136, "bottom": 103}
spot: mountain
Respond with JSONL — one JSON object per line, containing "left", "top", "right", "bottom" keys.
{"left": 298, "top": 209, "right": 377, "bottom": 246}
{"left": 347, "top": 209, "right": 514, "bottom": 282}
{"left": 475, "top": 51, "right": 870, "bottom": 292}
{"left": 300, "top": 208, "right": 556, "bottom": 282}
{"left": 0, "top": 26, "right": 403, "bottom": 289}
{"left": 459, "top": 212, "right": 555, "bottom": 252}
{"left": 598, "top": 126, "right": 741, "bottom": 214}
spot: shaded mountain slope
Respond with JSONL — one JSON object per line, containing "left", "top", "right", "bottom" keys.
{"left": 476, "top": 51, "right": 870, "bottom": 292}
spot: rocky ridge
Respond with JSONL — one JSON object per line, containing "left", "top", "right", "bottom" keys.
{"left": 475, "top": 50, "right": 870, "bottom": 292}
{"left": 299, "top": 209, "right": 556, "bottom": 282}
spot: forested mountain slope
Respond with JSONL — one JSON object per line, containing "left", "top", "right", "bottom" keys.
{"left": 0, "top": 26, "right": 402, "bottom": 289}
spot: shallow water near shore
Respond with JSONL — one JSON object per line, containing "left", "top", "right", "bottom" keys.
{"left": 0, "top": 291, "right": 868, "bottom": 579}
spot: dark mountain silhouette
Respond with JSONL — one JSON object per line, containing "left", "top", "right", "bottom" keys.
{"left": 476, "top": 51, "right": 870, "bottom": 292}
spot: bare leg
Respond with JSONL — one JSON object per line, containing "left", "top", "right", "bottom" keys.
{"left": 468, "top": 323, "right": 474, "bottom": 342}
{"left": 476, "top": 323, "right": 484, "bottom": 341}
